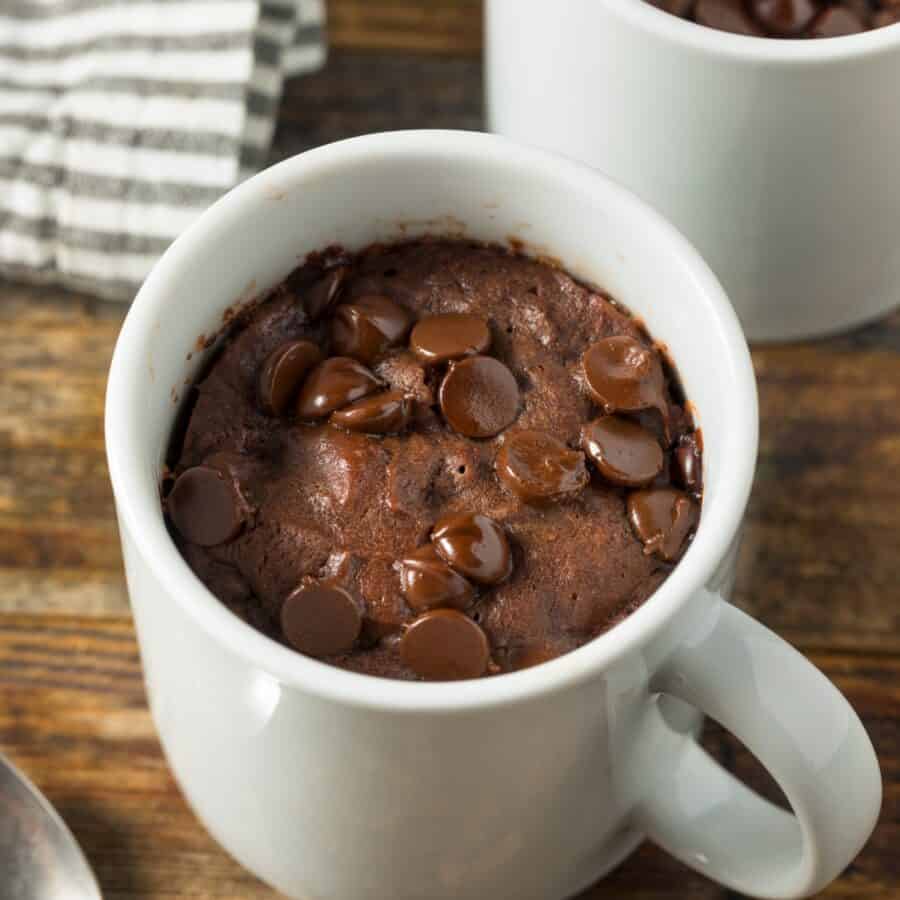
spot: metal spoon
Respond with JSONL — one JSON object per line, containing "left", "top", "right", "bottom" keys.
{"left": 0, "top": 752, "right": 101, "bottom": 900}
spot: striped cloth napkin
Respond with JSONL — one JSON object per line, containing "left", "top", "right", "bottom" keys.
{"left": 0, "top": 0, "right": 325, "bottom": 300}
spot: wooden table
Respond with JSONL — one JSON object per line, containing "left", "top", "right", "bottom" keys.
{"left": 0, "top": 3, "right": 897, "bottom": 897}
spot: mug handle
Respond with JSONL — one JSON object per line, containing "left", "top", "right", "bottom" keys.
{"left": 633, "top": 600, "right": 881, "bottom": 899}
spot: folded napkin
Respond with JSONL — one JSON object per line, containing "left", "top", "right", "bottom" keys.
{"left": 0, "top": 0, "right": 325, "bottom": 300}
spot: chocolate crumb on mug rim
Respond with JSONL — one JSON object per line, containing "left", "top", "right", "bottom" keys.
{"left": 163, "top": 238, "right": 705, "bottom": 682}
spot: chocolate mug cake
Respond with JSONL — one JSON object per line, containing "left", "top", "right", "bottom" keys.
{"left": 164, "top": 240, "right": 703, "bottom": 681}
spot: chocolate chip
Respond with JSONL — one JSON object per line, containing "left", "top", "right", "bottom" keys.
{"left": 750, "top": 0, "right": 818, "bottom": 33}
{"left": 507, "top": 643, "right": 556, "bottom": 671}
{"left": 809, "top": 4, "right": 865, "bottom": 34}
{"left": 646, "top": 0, "right": 695, "bottom": 13}
{"left": 674, "top": 433, "right": 703, "bottom": 494}
{"left": 582, "top": 336, "right": 667, "bottom": 418}
{"left": 627, "top": 487, "right": 699, "bottom": 563}
{"left": 409, "top": 313, "right": 491, "bottom": 365}
{"left": 400, "top": 609, "right": 490, "bottom": 680}
{"left": 496, "top": 430, "right": 588, "bottom": 503}
{"left": 304, "top": 265, "right": 348, "bottom": 320}
{"left": 439, "top": 355, "right": 519, "bottom": 438}
{"left": 280, "top": 581, "right": 362, "bottom": 657}
{"left": 329, "top": 389, "right": 413, "bottom": 434}
{"left": 399, "top": 544, "right": 475, "bottom": 612}
{"left": 873, "top": 7, "right": 900, "bottom": 27}
{"left": 167, "top": 465, "right": 245, "bottom": 547}
{"left": 581, "top": 416, "right": 664, "bottom": 487}
{"left": 257, "top": 340, "right": 323, "bottom": 416}
{"left": 331, "top": 295, "right": 413, "bottom": 364}
{"left": 295, "top": 357, "right": 380, "bottom": 419}
{"left": 695, "top": 0, "right": 765, "bottom": 32}
{"left": 431, "top": 512, "right": 512, "bottom": 586}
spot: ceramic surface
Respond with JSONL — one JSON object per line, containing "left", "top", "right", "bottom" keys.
{"left": 105, "top": 131, "right": 880, "bottom": 899}
{"left": 486, "top": 0, "right": 900, "bottom": 341}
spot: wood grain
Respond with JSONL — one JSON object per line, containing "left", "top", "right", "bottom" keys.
{"left": 328, "top": 0, "right": 483, "bottom": 55}
{"left": 0, "top": 616, "right": 895, "bottom": 899}
{"left": 736, "top": 337, "right": 900, "bottom": 653}
{"left": 273, "top": 50, "right": 483, "bottom": 159}
{"left": 0, "top": 42, "right": 897, "bottom": 900}
{"left": 0, "top": 285, "right": 125, "bottom": 617}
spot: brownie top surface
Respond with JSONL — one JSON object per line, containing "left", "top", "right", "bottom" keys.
{"left": 166, "top": 240, "right": 701, "bottom": 681}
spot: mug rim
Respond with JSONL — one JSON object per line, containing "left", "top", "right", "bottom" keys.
{"left": 105, "top": 130, "right": 759, "bottom": 714}
{"left": 600, "top": 0, "right": 900, "bottom": 62}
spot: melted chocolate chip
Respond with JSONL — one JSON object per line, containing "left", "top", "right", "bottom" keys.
{"left": 627, "top": 487, "right": 699, "bottom": 563}
{"left": 496, "top": 430, "right": 588, "bottom": 503}
{"left": 582, "top": 337, "right": 667, "bottom": 417}
{"left": 304, "top": 265, "right": 349, "bottom": 320}
{"left": 329, "top": 390, "right": 413, "bottom": 435}
{"left": 674, "top": 433, "right": 703, "bottom": 494}
{"left": 280, "top": 581, "right": 362, "bottom": 657}
{"left": 409, "top": 313, "right": 491, "bottom": 365}
{"left": 751, "top": 0, "right": 818, "bottom": 33}
{"left": 439, "top": 355, "right": 520, "bottom": 438}
{"left": 400, "top": 609, "right": 490, "bottom": 680}
{"left": 167, "top": 465, "right": 245, "bottom": 547}
{"left": 331, "top": 295, "right": 413, "bottom": 364}
{"left": 295, "top": 357, "right": 380, "bottom": 419}
{"left": 399, "top": 544, "right": 475, "bottom": 612}
{"left": 581, "top": 416, "right": 664, "bottom": 487}
{"left": 257, "top": 340, "right": 323, "bottom": 416}
{"left": 431, "top": 512, "right": 512, "bottom": 585}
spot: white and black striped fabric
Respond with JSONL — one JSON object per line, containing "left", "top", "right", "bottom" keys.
{"left": 0, "top": 0, "right": 325, "bottom": 300}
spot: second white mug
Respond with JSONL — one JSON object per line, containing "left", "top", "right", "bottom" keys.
{"left": 486, "top": 0, "right": 900, "bottom": 341}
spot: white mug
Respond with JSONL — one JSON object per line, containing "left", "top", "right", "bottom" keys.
{"left": 485, "top": 0, "right": 900, "bottom": 342}
{"left": 105, "top": 131, "right": 880, "bottom": 900}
